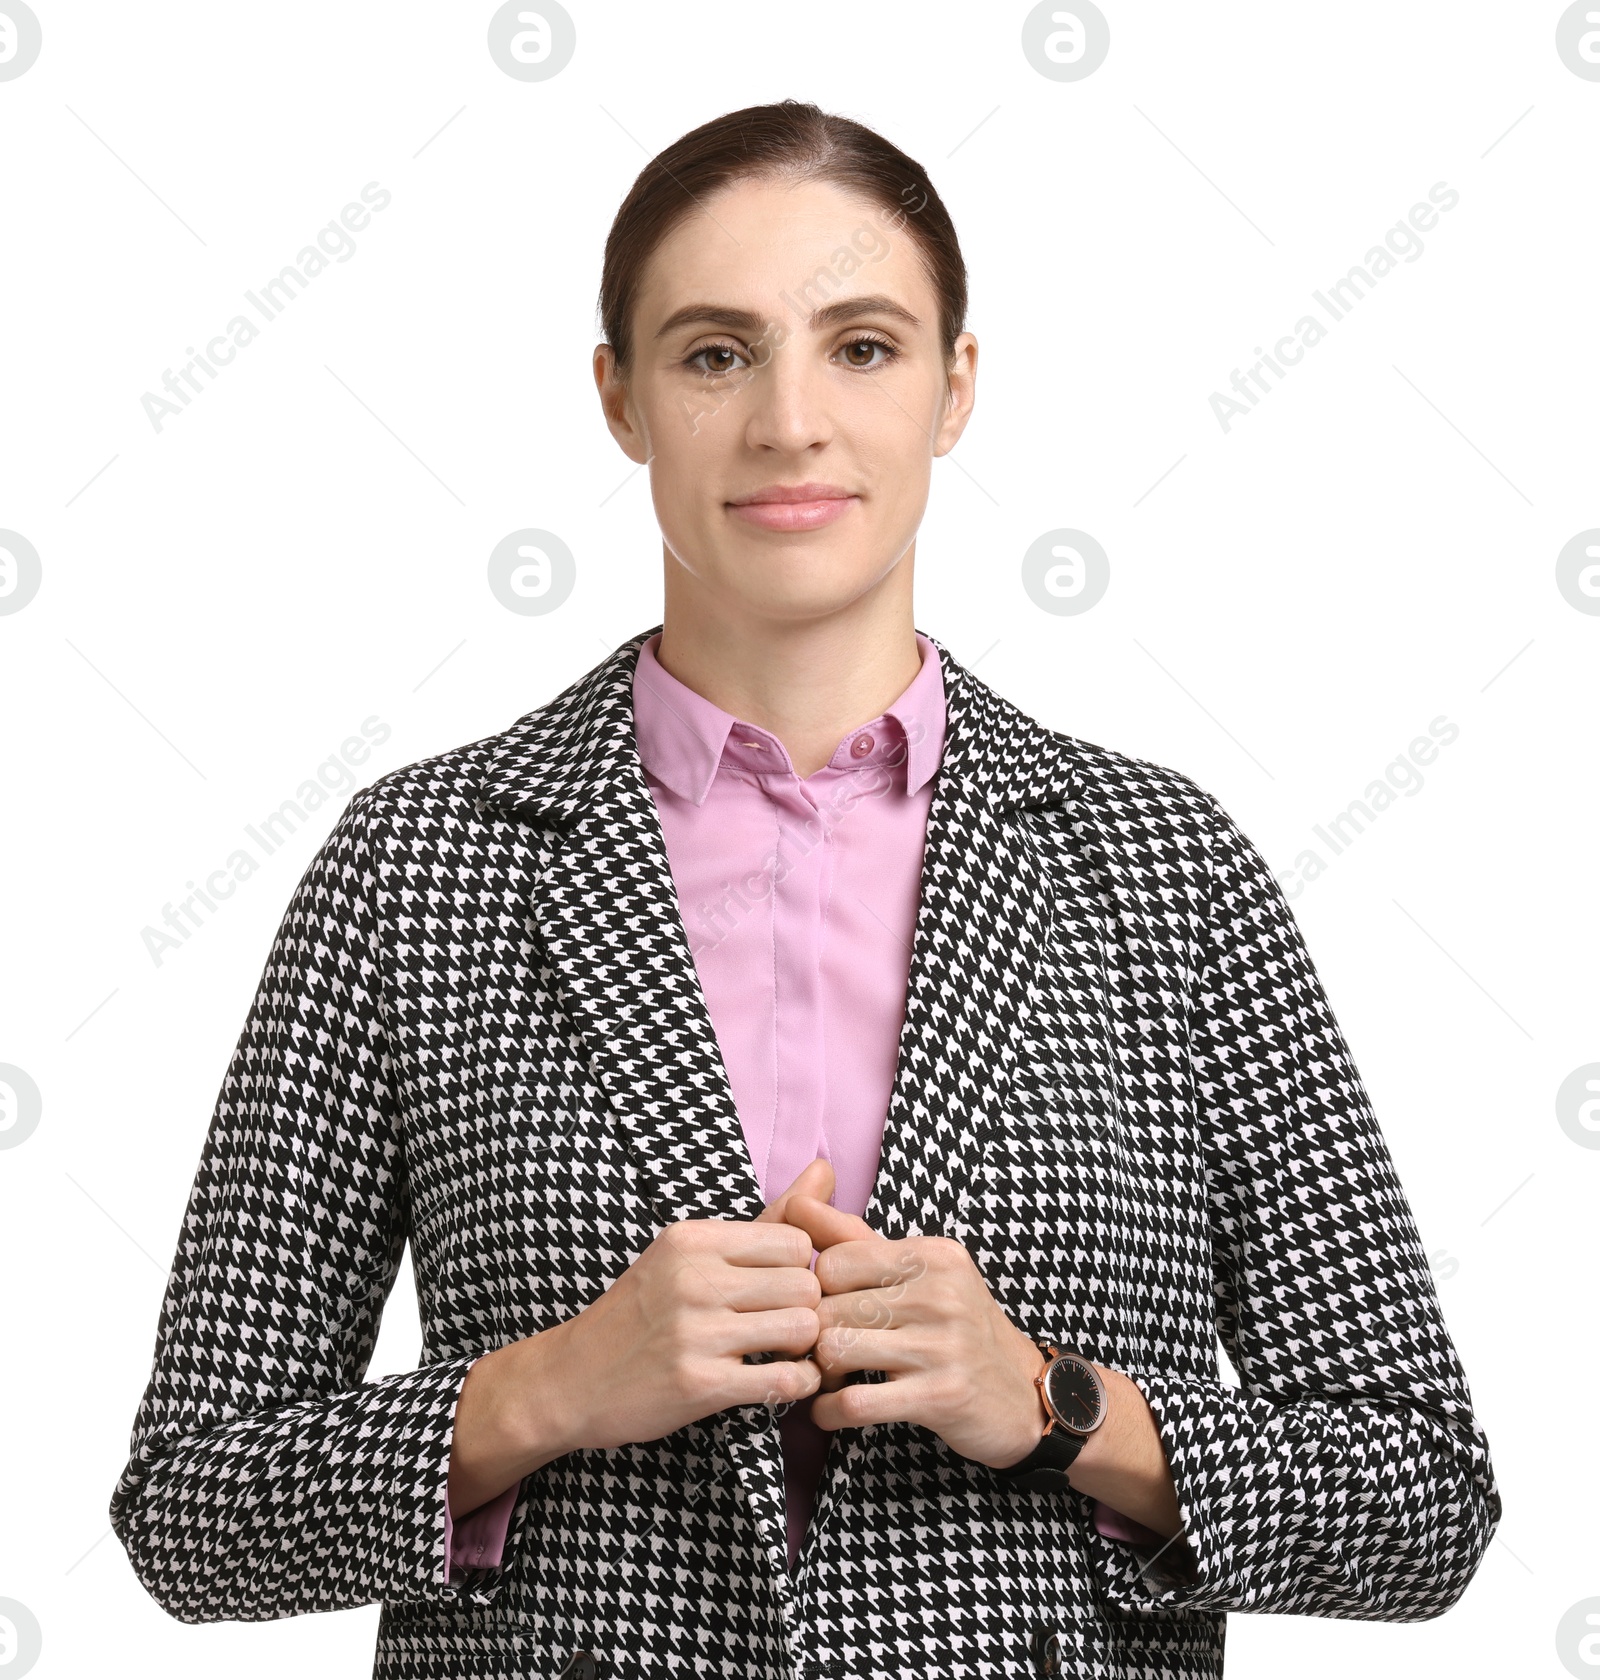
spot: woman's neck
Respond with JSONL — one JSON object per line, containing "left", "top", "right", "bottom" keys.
{"left": 654, "top": 567, "right": 923, "bottom": 778}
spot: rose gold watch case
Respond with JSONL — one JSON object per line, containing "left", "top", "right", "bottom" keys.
{"left": 1033, "top": 1343, "right": 1108, "bottom": 1438}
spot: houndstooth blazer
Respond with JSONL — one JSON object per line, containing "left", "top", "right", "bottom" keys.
{"left": 109, "top": 624, "right": 1502, "bottom": 1680}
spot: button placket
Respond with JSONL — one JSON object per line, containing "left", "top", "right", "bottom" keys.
{"left": 770, "top": 771, "right": 829, "bottom": 1192}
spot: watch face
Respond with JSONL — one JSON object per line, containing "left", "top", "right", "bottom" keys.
{"left": 1043, "top": 1356, "right": 1105, "bottom": 1434}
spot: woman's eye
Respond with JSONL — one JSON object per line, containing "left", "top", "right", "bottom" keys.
{"left": 838, "top": 336, "right": 898, "bottom": 370}
{"left": 685, "top": 343, "right": 748, "bottom": 378}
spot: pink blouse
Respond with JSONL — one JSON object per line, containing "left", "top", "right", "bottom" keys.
{"left": 443, "top": 631, "right": 1161, "bottom": 1579}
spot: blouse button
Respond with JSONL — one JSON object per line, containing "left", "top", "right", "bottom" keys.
{"left": 850, "top": 733, "right": 874, "bottom": 757}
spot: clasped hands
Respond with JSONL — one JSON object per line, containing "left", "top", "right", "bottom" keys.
{"left": 749, "top": 1156, "right": 1058, "bottom": 1472}
{"left": 544, "top": 1154, "right": 1180, "bottom": 1536}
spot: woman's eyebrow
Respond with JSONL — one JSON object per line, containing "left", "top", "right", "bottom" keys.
{"left": 654, "top": 294, "right": 923, "bottom": 340}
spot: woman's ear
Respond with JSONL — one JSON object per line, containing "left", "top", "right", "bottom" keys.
{"left": 593, "top": 341, "right": 650, "bottom": 465}
{"left": 933, "top": 331, "right": 978, "bottom": 459}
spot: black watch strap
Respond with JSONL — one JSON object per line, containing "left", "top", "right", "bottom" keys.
{"left": 991, "top": 1419, "right": 1088, "bottom": 1491}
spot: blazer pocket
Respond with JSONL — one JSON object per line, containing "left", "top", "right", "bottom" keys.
{"left": 1093, "top": 1613, "right": 1224, "bottom": 1680}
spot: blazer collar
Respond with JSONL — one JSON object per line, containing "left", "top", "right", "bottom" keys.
{"left": 476, "top": 621, "right": 1080, "bottom": 828}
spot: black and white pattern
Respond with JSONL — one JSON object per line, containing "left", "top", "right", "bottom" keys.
{"left": 109, "top": 624, "right": 1502, "bottom": 1680}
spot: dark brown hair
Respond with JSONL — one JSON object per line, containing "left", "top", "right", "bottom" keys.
{"left": 598, "top": 99, "right": 968, "bottom": 383}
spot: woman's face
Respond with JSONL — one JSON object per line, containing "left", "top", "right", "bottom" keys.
{"left": 595, "top": 174, "right": 976, "bottom": 627}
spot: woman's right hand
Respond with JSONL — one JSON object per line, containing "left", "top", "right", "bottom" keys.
{"left": 531, "top": 1158, "right": 835, "bottom": 1454}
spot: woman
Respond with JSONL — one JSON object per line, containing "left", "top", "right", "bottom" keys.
{"left": 110, "top": 100, "right": 1501, "bottom": 1680}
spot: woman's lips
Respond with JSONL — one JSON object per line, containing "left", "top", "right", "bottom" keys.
{"left": 725, "top": 495, "right": 858, "bottom": 532}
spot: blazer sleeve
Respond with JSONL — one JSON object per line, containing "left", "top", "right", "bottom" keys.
{"left": 443, "top": 1356, "right": 520, "bottom": 1572}
{"left": 1082, "top": 790, "right": 1502, "bottom": 1620}
{"left": 109, "top": 787, "right": 520, "bottom": 1622}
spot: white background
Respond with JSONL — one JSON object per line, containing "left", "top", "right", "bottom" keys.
{"left": 2, "top": 2, "right": 1595, "bottom": 1675}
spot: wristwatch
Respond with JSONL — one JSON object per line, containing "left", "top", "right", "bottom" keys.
{"left": 991, "top": 1342, "right": 1108, "bottom": 1492}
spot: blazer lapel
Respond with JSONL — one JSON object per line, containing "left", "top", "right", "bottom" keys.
{"left": 471, "top": 624, "right": 1082, "bottom": 1602}
{"left": 857, "top": 644, "right": 1068, "bottom": 1243}
{"left": 474, "top": 627, "right": 767, "bottom": 1230}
